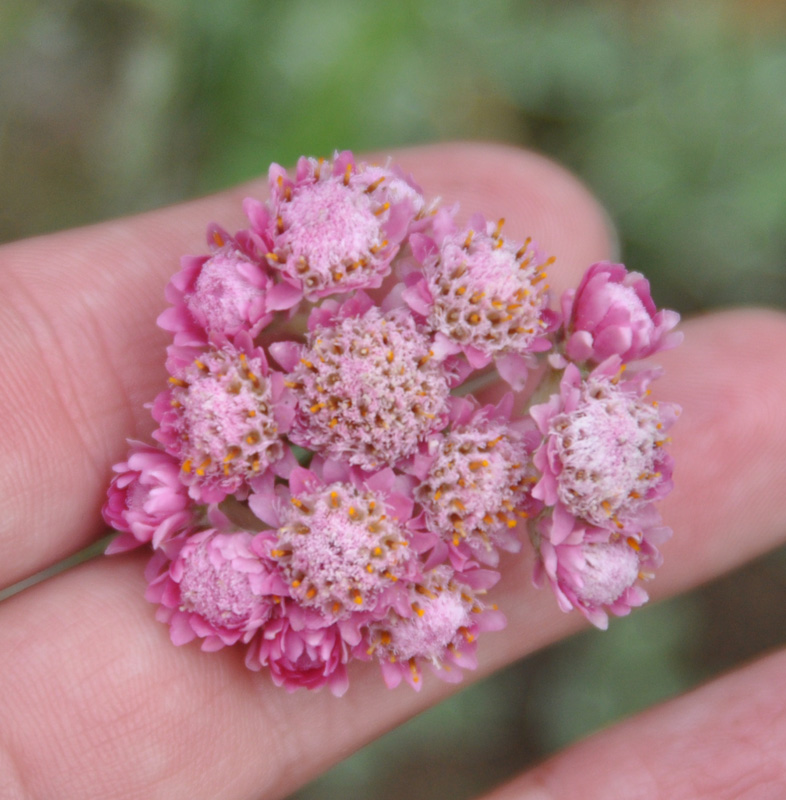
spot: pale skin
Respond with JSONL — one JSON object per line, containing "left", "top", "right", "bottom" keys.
{"left": 1, "top": 142, "right": 785, "bottom": 800}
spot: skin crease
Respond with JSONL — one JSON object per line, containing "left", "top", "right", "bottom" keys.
{"left": 0, "top": 142, "right": 784, "bottom": 800}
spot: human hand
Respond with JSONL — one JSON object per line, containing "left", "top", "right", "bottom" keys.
{"left": 1, "top": 142, "right": 784, "bottom": 799}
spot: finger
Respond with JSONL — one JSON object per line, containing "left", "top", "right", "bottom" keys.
{"left": 0, "top": 141, "right": 613, "bottom": 590}
{"left": 2, "top": 309, "right": 786, "bottom": 800}
{"left": 478, "top": 648, "right": 786, "bottom": 800}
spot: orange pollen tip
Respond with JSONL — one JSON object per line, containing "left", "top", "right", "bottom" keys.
{"left": 329, "top": 418, "right": 339, "bottom": 428}
{"left": 266, "top": 252, "right": 280, "bottom": 262}
{"left": 365, "top": 176, "right": 385, "bottom": 193}
{"left": 354, "top": 594, "right": 363, "bottom": 605}
{"left": 348, "top": 507, "right": 356, "bottom": 517}
{"left": 456, "top": 286, "right": 466, "bottom": 295}
{"left": 310, "top": 402, "right": 325, "bottom": 413}
{"left": 373, "top": 202, "right": 390, "bottom": 216}
{"left": 300, "top": 358, "right": 315, "bottom": 369}
{"left": 387, "top": 350, "right": 394, "bottom": 363}
{"left": 306, "top": 587, "right": 317, "bottom": 599}
{"left": 181, "top": 459, "right": 192, "bottom": 473}
{"left": 212, "top": 231, "right": 225, "bottom": 247}
{"left": 493, "top": 217, "right": 505, "bottom": 237}
{"left": 330, "top": 491, "right": 339, "bottom": 507}
{"left": 627, "top": 537, "right": 641, "bottom": 551}
{"left": 291, "top": 579, "right": 301, "bottom": 587}
{"left": 169, "top": 377, "right": 189, "bottom": 388}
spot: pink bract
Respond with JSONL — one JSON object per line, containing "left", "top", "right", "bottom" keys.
{"left": 562, "top": 261, "right": 682, "bottom": 364}
{"left": 402, "top": 210, "right": 558, "bottom": 391}
{"left": 145, "top": 528, "right": 286, "bottom": 651}
{"left": 103, "top": 441, "right": 195, "bottom": 553}
{"left": 152, "top": 334, "right": 296, "bottom": 503}
{"left": 530, "top": 359, "right": 678, "bottom": 538}
{"left": 367, "top": 565, "right": 506, "bottom": 690}
{"left": 278, "top": 297, "right": 451, "bottom": 470}
{"left": 411, "top": 395, "right": 540, "bottom": 569}
{"left": 249, "top": 151, "right": 420, "bottom": 302}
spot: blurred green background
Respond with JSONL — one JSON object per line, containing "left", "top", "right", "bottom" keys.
{"left": 1, "top": 1, "right": 785, "bottom": 798}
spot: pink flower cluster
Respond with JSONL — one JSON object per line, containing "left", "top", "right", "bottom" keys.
{"left": 104, "top": 152, "right": 681, "bottom": 694}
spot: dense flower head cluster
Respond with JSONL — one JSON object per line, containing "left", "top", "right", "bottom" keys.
{"left": 103, "top": 151, "right": 681, "bottom": 694}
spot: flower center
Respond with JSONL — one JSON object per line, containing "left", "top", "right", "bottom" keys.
{"left": 179, "top": 538, "right": 260, "bottom": 628}
{"left": 573, "top": 540, "right": 641, "bottom": 607}
{"left": 289, "top": 307, "right": 450, "bottom": 468}
{"left": 552, "top": 380, "right": 662, "bottom": 527}
{"left": 272, "top": 178, "right": 390, "bottom": 297}
{"left": 417, "top": 420, "right": 532, "bottom": 549}
{"left": 172, "top": 347, "right": 282, "bottom": 490}
{"left": 425, "top": 225, "right": 552, "bottom": 355}
{"left": 274, "top": 483, "right": 411, "bottom": 619}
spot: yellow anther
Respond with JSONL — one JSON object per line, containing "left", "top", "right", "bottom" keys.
{"left": 343, "top": 163, "right": 353, "bottom": 185}
{"left": 493, "top": 217, "right": 505, "bottom": 238}
{"left": 627, "top": 537, "right": 641, "bottom": 552}
{"left": 330, "top": 491, "right": 340, "bottom": 507}
{"left": 169, "top": 377, "right": 189, "bottom": 388}
{"left": 181, "top": 459, "right": 192, "bottom": 474}
{"left": 310, "top": 402, "right": 325, "bottom": 413}
{"left": 365, "top": 176, "right": 385, "bottom": 193}
{"left": 463, "top": 230, "right": 474, "bottom": 249}
{"left": 373, "top": 202, "right": 390, "bottom": 216}
{"left": 387, "top": 350, "right": 394, "bottom": 363}
{"left": 212, "top": 230, "right": 225, "bottom": 248}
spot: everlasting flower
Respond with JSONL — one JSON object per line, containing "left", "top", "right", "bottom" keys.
{"left": 245, "top": 614, "right": 350, "bottom": 696}
{"left": 158, "top": 230, "right": 274, "bottom": 346}
{"left": 106, "top": 150, "right": 681, "bottom": 692}
{"left": 403, "top": 211, "right": 557, "bottom": 389}
{"left": 367, "top": 566, "right": 506, "bottom": 690}
{"left": 103, "top": 442, "right": 195, "bottom": 553}
{"left": 253, "top": 463, "right": 419, "bottom": 624}
{"left": 153, "top": 335, "right": 296, "bottom": 502}
{"left": 534, "top": 521, "right": 667, "bottom": 629}
{"left": 146, "top": 527, "right": 285, "bottom": 650}
{"left": 412, "top": 396, "right": 538, "bottom": 566}
{"left": 277, "top": 298, "right": 450, "bottom": 469}
{"left": 562, "top": 261, "right": 682, "bottom": 364}
{"left": 253, "top": 151, "right": 418, "bottom": 301}
{"left": 530, "top": 359, "right": 677, "bottom": 539}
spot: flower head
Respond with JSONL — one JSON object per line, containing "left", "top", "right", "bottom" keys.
{"left": 414, "top": 398, "right": 537, "bottom": 562}
{"left": 146, "top": 528, "right": 284, "bottom": 650}
{"left": 245, "top": 615, "right": 350, "bottom": 696}
{"left": 158, "top": 228, "right": 274, "bottom": 346}
{"left": 367, "top": 565, "right": 506, "bottom": 690}
{"left": 403, "top": 212, "right": 556, "bottom": 387}
{"left": 256, "top": 152, "right": 418, "bottom": 301}
{"left": 531, "top": 361, "right": 677, "bottom": 535}
{"left": 267, "top": 464, "right": 418, "bottom": 623}
{"left": 282, "top": 299, "right": 450, "bottom": 469}
{"left": 562, "top": 261, "right": 682, "bottom": 364}
{"left": 103, "top": 442, "right": 195, "bottom": 553}
{"left": 153, "top": 336, "right": 295, "bottom": 502}
{"left": 535, "top": 522, "right": 666, "bottom": 629}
